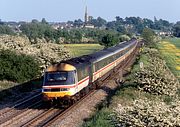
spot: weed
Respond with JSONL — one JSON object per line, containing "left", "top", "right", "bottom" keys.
{"left": 82, "top": 108, "right": 114, "bottom": 127}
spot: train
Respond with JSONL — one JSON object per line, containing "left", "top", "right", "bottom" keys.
{"left": 42, "top": 39, "right": 138, "bottom": 103}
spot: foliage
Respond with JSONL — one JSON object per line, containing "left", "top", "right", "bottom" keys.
{"left": 173, "top": 21, "right": 180, "bottom": 37}
{"left": 16, "top": 16, "right": 175, "bottom": 44}
{"left": 141, "top": 28, "right": 156, "bottom": 44}
{"left": 19, "top": 19, "right": 118, "bottom": 44}
{"left": 89, "top": 17, "right": 107, "bottom": 27}
{"left": 0, "top": 25, "right": 15, "bottom": 35}
{"left": 134, "top": 48, "right": 179, "bottom": 95}
{"left": 0, "top": 16, "right": 176, "bottom": 44}
{"left": 106, "top": 17, "right": 172, "bottom": 35}
{"left": 119, "top": 35, "right": 130, "bottom": 42}
{"left": 100, "top": 33, "right": 118, "bottom": 48}
{"left": 73, "top": 19, "right": 84, "bottom": 27}
{"left": 112, "top": 48, "right": 180, "bottom": 126}
{"left": 0, "top": 49, "right": 40, "bottom": 83}
{"left": 82, "top": 108, "right": 113, "bottom": 127}
{"left": 19, "top": 21, "right": 56, "bottom": 42}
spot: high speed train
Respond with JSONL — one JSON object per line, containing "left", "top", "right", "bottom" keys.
{"left": 42, "top": 39, "right": 138, "bottom": 103}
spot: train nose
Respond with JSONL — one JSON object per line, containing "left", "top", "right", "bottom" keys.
{"left": 42, "top": 93, "right": 53, "bottom": 101}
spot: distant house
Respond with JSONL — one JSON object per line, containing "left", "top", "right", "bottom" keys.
{"left": 84, "top": 24, "right": 95, "bottom": 29}
{"left": 51, "top": 22, "right": 74, "bottom": 30}
{"left": 154, "top": 30, "right": 173, "bottom": 36}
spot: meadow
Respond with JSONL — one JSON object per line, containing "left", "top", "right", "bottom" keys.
{"left": 163, "top": 38, "right": 180, "bottom": 48}
{"left": 157, "top": 38, "right": 180, "bottom": 80}
{"left": 63, "top": 43, "right": 104, "bottom": 57}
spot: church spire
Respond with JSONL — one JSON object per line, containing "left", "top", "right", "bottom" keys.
{"left": 84, "top": 6, "right": 88, "bottom": 24}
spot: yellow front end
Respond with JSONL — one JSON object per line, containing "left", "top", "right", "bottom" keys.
{"left": 42, "top": 62, "right": 77, "bottom": 101}
{"left": 42, "top": 91, "right": 74, "bottom": 101}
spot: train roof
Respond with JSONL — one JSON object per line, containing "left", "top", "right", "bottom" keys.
{"left": 89, "top": 39, "right": 136, "bottom": 63}
{"left": 106, "top": 39, "right": 136, "bottom": 54}
{"left": 60, "top": 39, "right": 137, "bottom": 69}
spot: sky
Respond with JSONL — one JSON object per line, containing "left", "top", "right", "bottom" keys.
{"left": 0, "top": 0, "right": 179, "bottom": 23}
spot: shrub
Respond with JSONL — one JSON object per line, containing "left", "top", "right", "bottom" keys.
{"left": 119, "top": 35, "right": 130, "bottom": 42}
{"left": 0, "top": 49, "right": 40, "bottom": 83}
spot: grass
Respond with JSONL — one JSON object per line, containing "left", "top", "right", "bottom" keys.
{"left": 163, "top": 38, "right": 180, "bottom": 48}
{"left": 63, "top": 43, "right": 104, "bottom": 57}
{"left": 131, "top": 48, "right": 150, "bottom": 73}
{"left": 157, "top": 38, "right": 180, "bottom": 80}
{"left": 82, "top": 108, "right": 114, "bottom": 127}
{"left": 0, "top": 81, "right": 16, "bottom": 91}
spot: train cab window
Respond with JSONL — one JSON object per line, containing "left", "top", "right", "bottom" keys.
{"left": 44, "top": 71, "right": 75, "bottom": 85}
{"left": 48, "top": 72, "right": 67, "bottom": 81}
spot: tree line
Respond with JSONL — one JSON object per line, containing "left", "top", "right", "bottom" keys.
{"left": 0, "top": 16, "right": 180, "bottom": 45}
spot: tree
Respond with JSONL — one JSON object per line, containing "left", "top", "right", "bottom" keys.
{"left": 20, "top": 21, "right": 55, "bottom": 42}
{"left": 89, "top": 17, "right": 107, "bottom": 27}
{"left": 0, "top": 25, "right": 15, "bottom": 35}
{"left": 100, "top": 34, "right": 118, "bottom": 48}
{"left": 0, "top": 49, "right": 40, "bottom": 83}
{"left": 141, "top": 28, "right": 155, "bottom": 44}
{"left": 73, "top": 19, "right": 83, "bottom": 27}
{"left": 32, "top": 19, "right": 39, "bottom": 23}
{"left": 117, "top": 25, "right": 127, "bottom": 34}
{"left": 173, "top": 21, "right": 180, "bottom": 37}
{"left": 115, "top": 16, "right": 124, "bottom": 23}
{"left": 41, "top": 18, "right": 48, "bottom": 24}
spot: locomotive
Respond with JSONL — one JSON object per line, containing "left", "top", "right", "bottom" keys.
{"left": 42, "top": 39, "right": 138, "bottom": 103}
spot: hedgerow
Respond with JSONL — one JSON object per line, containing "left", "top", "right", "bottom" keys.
{"left": 0, "top": 49, "right": 40, "bottom": 83}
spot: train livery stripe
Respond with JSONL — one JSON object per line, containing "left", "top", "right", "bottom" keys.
{"left": 93, "top": 42, "right": 137, "bottom": 77}
{"left": 78, "top": 76, "right": 89, "bottom": 85}
{"left": 43, "top": 85, "right": 76, "bottom": 89}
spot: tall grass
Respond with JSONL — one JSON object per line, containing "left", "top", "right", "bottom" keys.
{"left": 157, "top": 39, "right": 180, "bottom": 80}
{"left": 163, "top": 38, "right": 180, "bottom": 48}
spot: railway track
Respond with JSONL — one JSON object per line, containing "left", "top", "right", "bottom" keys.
{"left": 21, "top": 89, "right": 97, "bottom": 127}
{"left": 0, "top": 90, "right": 41, "bottom": 114}
{"left": 0, "top": 92, "right": 42, "bottom": 125}
{"left": 0, "top": 101, "right": 43, "bottom": 127}
{"left": 0, "top": 42, "right": 141, "bottom": 127}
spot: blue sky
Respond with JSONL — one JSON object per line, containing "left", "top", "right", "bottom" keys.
{"left": 0, "top": 0, "right": 179, "bottom": 23}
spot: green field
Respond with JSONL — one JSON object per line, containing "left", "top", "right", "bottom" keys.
{"left": 63, "top": 44, "right": 104, "bottom": 57}
{"left": 163, "top": 38, "right": 180, "bottom": 48}
{"left": 157, "top": 38, "right": 180, "bottom": 80}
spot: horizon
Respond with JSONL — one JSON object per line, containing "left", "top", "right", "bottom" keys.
{"left": 0, "top": 0, "right": 179, "bottom": 23}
